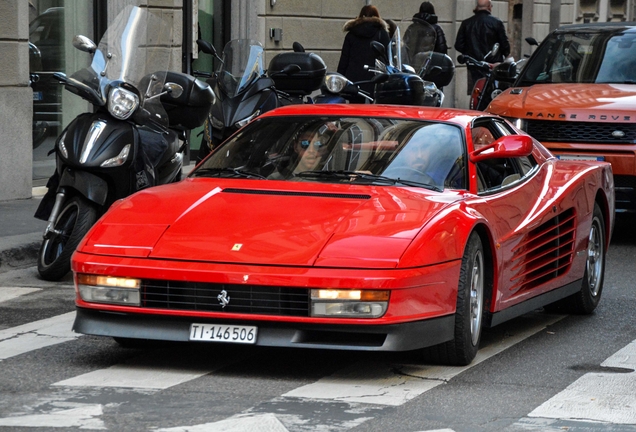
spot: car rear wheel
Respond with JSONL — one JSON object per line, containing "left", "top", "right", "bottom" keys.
{"left": 546, "top": 203, "right": 605, "bottom": 314}
{"left": 423, "top": 232, "right": 484, "bottom": 366}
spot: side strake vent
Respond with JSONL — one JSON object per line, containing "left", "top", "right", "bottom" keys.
{"left": 509, "top": 208, "right": 576, "bottom": 292}
{"left": 222, "top": 188, "right": 371, "bottom": 200}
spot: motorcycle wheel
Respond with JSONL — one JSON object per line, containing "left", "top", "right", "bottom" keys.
{"left": 37, "top": 195, "right": 98, "bottom": 281}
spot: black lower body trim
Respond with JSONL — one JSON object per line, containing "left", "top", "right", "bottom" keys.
{"left": 73, "top": 308, "right": 455, "bottom": 352}
{"left": 485, "top": 279, "right": 582, "bottom": 327}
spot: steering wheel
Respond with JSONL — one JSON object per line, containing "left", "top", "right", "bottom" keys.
{"left": 383, "top": 166, "right": 436, "bottom": 185}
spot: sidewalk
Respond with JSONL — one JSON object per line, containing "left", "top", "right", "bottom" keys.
{"left": 0, "top": 164, "right": 196, "bottom": 274}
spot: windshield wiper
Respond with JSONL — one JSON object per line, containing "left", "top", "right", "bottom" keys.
{"left": 296, "top": 170, "right": 442, "bottom": 192}
{"left": 192, "top": 167, "right": 267, "bottom": 179}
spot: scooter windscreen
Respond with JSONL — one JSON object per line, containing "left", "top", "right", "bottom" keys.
{"left": 69, "top": 5, "right": 173, "bottom": 129}
{"left": 216, "top": 39, "right": 266, "bottom": 97}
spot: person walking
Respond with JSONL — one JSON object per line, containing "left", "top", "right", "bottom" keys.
{"left": 410, "top": 2, "right": 448, "bottom": 54}
{"left": 337, "top": 5, "right": 390, "bottom": 103}
{"left": 454, "top": 0, "right": 510, "bottom": 94}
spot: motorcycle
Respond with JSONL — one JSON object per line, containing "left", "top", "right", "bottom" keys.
{"left": 34, "top": 5, "right": 214, "bottom": 281}
{"left": 318, "top": 26, "right": 453, "bottom": 107}
{"left": 196, "top": 39, "right": 326, "bottom": 162}
{"left": 458, "top": 43, "right": 524, "bottom": 110}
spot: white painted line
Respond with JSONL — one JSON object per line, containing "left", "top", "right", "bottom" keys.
{"left": 54, "top": 362, "right": 212, "bottom": 390}
{"left": 284, "top": 314, "right": 565, "bottom": 406}
{"left": 0, "top": 404, "right": 105, "bottom": 429}
{"left": 529, "top": 338, "right": 636, "bottom": 424}
{"left": 0, "top": 311, "right": 78, "bottom": 361}
{"left": 156, "top": 413, "right": 289, "bottom": 432}
{"left": 0, "top": 287, "right": 41, "bottom": 303}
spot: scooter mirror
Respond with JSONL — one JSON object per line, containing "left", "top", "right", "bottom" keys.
{"left": 196, "top": 39, "right": 215, "bottom": 55}
{"left": 491, "top": 43, "right": 500, "bottom": 58}
{"left": 72, "top": 35, "right": 97, "bottom": 54}
{"left": 525, "top": 37, "right": 539, "bottom": 46}
{"left": 165, "top": 83, "right": 184, "bottom": 99}
{"left": 371, "top": 41, "right": 388, "bottom": 64}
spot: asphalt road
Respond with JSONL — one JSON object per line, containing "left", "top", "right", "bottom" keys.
{"left": 0, "top": 214, "right": 635, "bottom": 432}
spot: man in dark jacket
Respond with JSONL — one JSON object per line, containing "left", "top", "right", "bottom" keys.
{"left": 455, "top": 0, "right": 510, "bottom": 94}
{"left": 337, "top": 5, "right": 390, "bottom": 103}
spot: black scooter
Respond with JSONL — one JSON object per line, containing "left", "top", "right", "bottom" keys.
{"left": 195, "top": 39, "right": 326, "bottom": 162}
{"left": 34, "top": 6, "right": 214, "bottom": 281}
{"left": 319, "top": 26, "right": 454, "bottom": 107}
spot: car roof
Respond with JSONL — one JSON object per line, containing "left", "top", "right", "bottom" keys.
{"left": 555, "top": 21, "right": 636, "bottom": 33}
{"left": 259, "top": 104, "right": 490, "bottom": 129}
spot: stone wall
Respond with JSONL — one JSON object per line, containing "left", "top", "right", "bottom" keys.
{"left": 0, "top": 1, "right": 32, "bottom": 201}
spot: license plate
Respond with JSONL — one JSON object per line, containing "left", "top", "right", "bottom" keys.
{"left": 557, "top": 155, "right": 605, "bottom": 161}
{"left": 189, "top": 323, "right": 257, "bottom": 344}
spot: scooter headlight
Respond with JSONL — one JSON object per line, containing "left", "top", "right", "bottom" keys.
{"left": 108, "top": 87, "right": 139, "bottom": 120}
{"left": 235, "top": 110, "right": 260, "bottom": 128}
{"left": 58, "top": 131, "right": 68, "bottom": 159}
{"left": 210, "top": 115, "right": 224, "bottom": 130}
{"left": 324, "top": 73, "right": 348, "bottom": 94}
{"left": 101, "top": 144, "right": 131, "bottom": 167}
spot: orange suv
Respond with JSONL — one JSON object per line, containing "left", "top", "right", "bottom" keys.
{"left": 487, "top": 23, "right": 636, "bottom": 213}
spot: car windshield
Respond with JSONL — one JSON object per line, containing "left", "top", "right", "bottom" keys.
{"left": 517, "top": 29, "right": 636, "bottom": 85}
{"left": 192, "top": 116, "right": 466, "bottom": 190}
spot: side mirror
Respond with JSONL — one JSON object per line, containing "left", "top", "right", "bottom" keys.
{"left": 164, "top": 83, "right": 184, "bottom": 98}
{"left": 196, "top": 39, "right": 223, "bottom": 63}
{"left": 525, "top": 37, "right": 539, "bottom": 46}
{"left": 72, "top": 35, "right": 97, "bottom": 54}
{"left": 371, "top": 41, "right": 388, "bottom": 63}
{"left": 469, "top": 135, "right": 533, "bottom": 163}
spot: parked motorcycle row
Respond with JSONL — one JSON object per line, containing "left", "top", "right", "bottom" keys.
{"left": 33, "top": 11, "right": 521, "bottom": 281}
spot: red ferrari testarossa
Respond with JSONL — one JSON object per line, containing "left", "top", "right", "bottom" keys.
{"left": 71, "top": 104, "right": 614, "bottom": 365}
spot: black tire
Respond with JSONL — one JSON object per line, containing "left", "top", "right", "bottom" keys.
{"left": 545, "top": 203, "right": 605, "bottom": 314}
{"left": 424, "top": 232, "right": 485, "bottom": 366}
{"left": 37, "top": 195, "right": 99, "bottom": 281}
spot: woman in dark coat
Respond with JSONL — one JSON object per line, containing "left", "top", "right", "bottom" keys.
{"left": 336, "top": 5, "right": 390, "bottom": 102}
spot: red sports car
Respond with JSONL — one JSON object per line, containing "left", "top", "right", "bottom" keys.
{"left": 71, "top": 104, "right": 614, "bottom": 366}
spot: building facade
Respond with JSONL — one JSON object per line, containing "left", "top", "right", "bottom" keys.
{"left": 0, "top": 0, "right": 632, "bottom": 201}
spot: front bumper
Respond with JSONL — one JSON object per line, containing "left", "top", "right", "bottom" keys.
{"left": 73, "top": 307, "right": 455, "bottom": 352}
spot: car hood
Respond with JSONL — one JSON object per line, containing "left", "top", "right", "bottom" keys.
{"left": 488, "top": 83, "right": 636, "bottom": 120}
{"left": 81, "top": 179, "right": 459, "bottom": 268}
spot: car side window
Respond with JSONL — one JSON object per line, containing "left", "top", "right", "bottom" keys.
{"left": 472, "top": 119, "right": 537, "bottom": 193}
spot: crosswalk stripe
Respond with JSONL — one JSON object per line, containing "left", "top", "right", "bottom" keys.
{"left": 155, "top": 413, "right": 290, "bottom": 432}
{"left": 0, "top": 311, "right": 78, "bottom": 361}
{"left": 54, "top": 354, "right": 218, "bottom": 390}
{"left": 0, "top": 404, "right": 105, "bottom": 429}
{"left": 283, "top": 314, "right": 565, "bottom": 405}
{"left": 0, "top": 287, "right": 41, "bottom": 303}
{"left": 528, "top": 338, "right": 636, "bottom": 424}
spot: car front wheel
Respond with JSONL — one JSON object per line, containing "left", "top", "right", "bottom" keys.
{"left": 424, "top": 232, "right": 485, "bottom": 366}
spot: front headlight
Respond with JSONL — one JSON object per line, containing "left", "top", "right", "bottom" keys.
{"left": 503, "top": 117, "right": 528, "bottom": 131}
{"left": 324, "top": 73, "right": 349, "bottom": 94}
{"left": 58, "top": 131, "right": 68, "bottom": 159}
{"left": 77, "top": 273, "right": 141, "bottom": 306}
{"left": 310, "top": 289, "right": 389, "bottom": 318}
{"left": 235, "top": 110, "right": 260, "bottom": 128}
{"left": 210, "top": 115, "right": 224, "bottom": 130}
{"left": 100, "top": 144, "right": 130, "bottom": 167}
{"left": 108, "top": 87, "right": 139, "bottom": 120}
